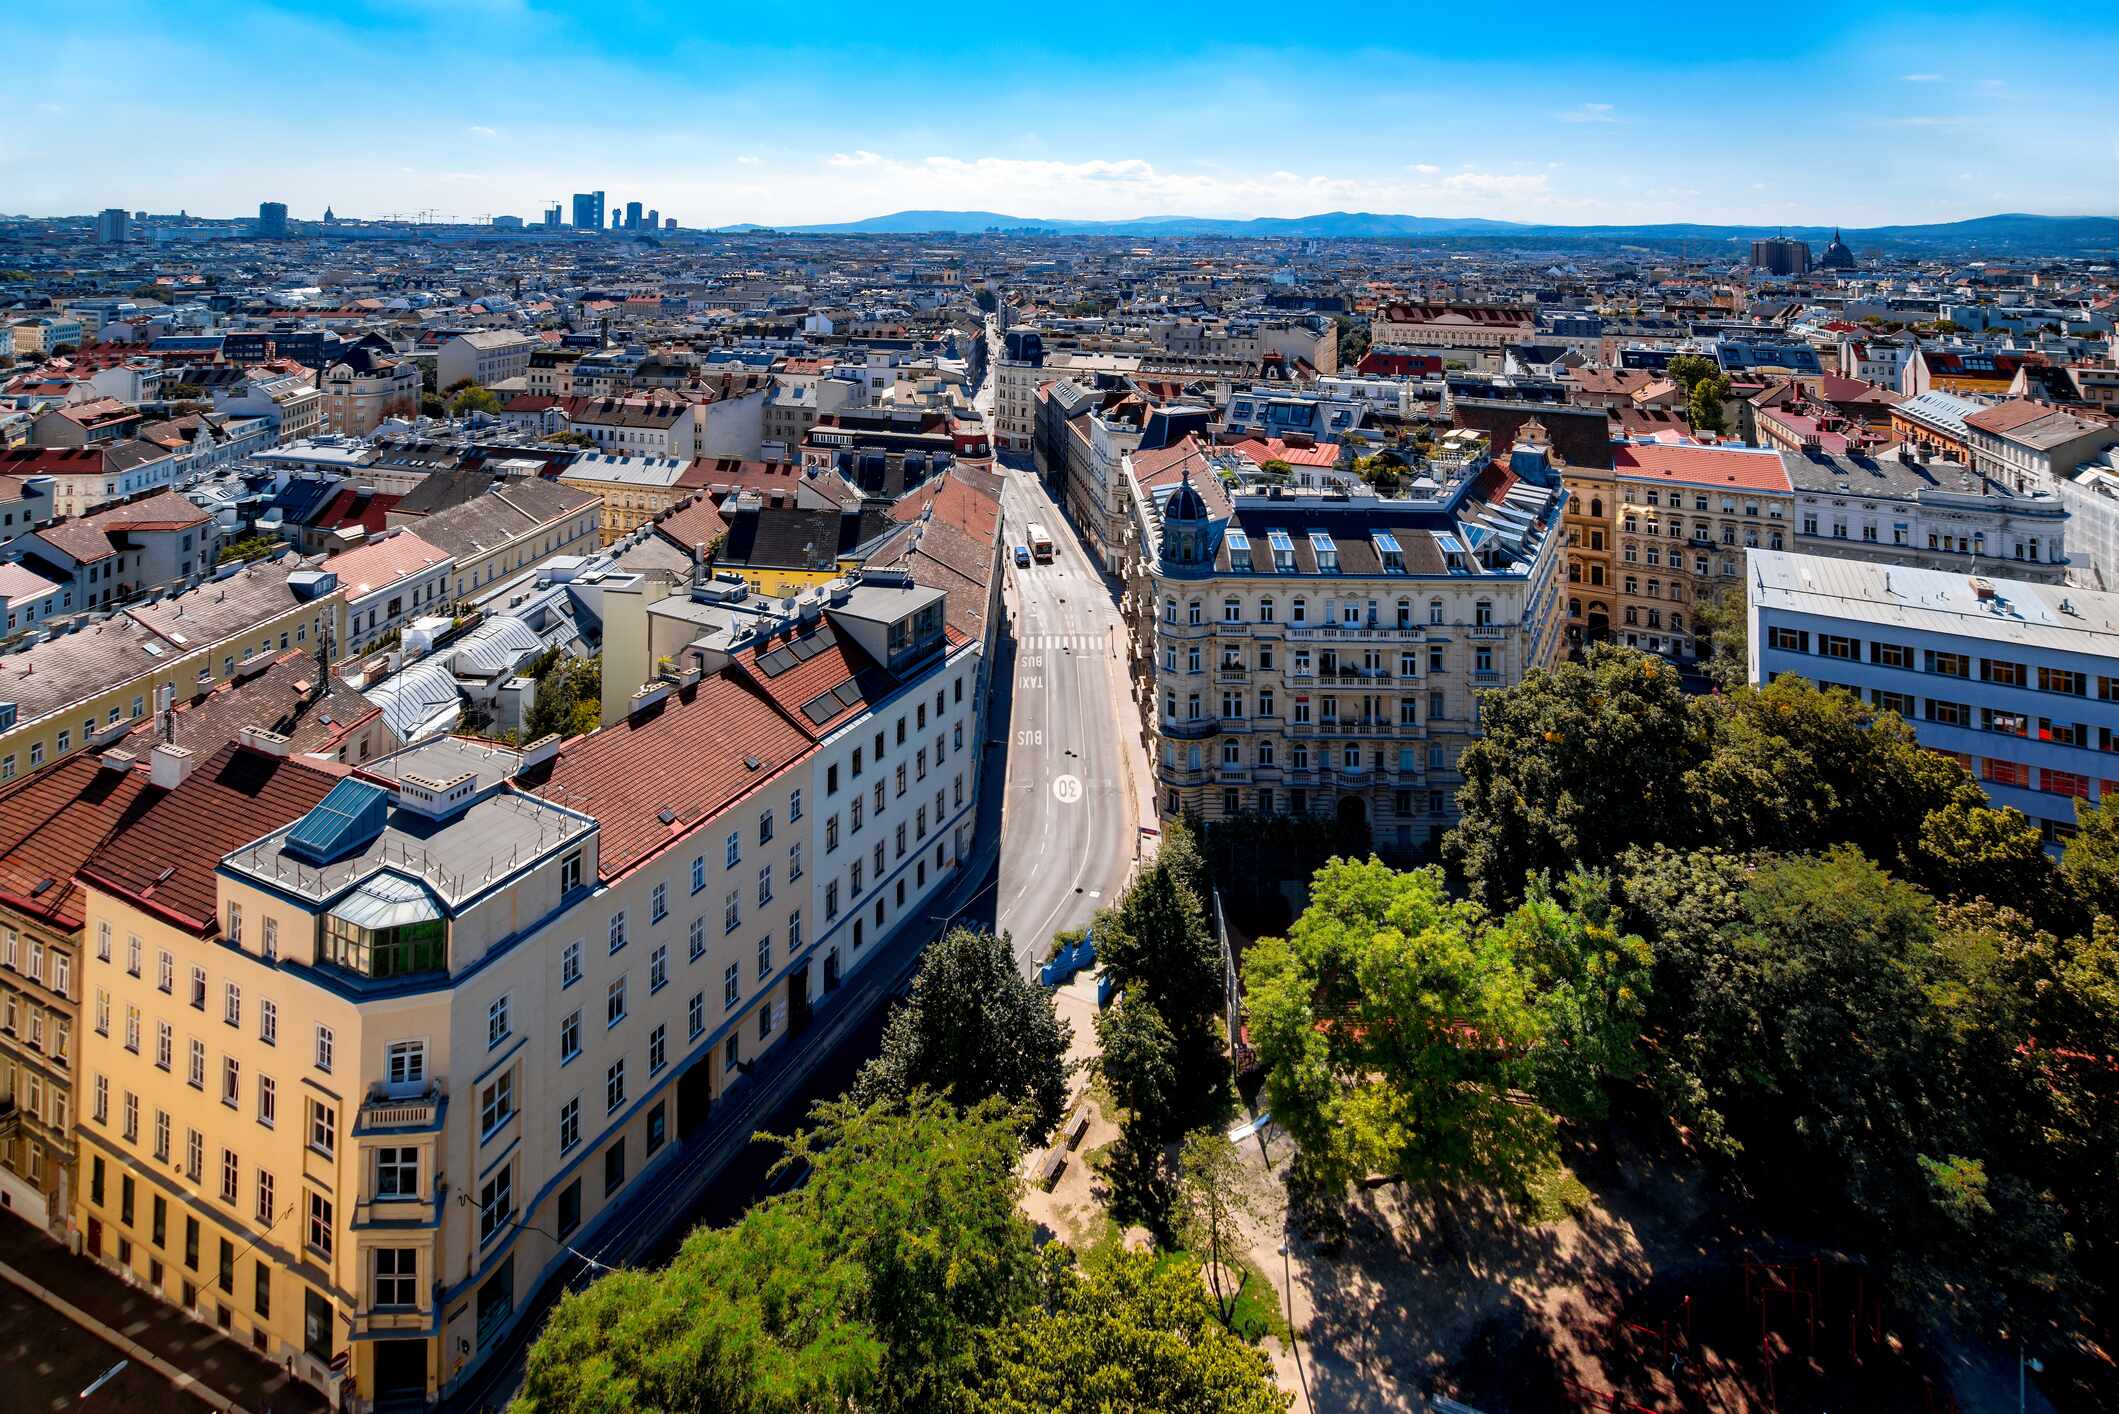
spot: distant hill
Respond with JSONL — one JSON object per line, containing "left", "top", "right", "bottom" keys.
{"left": 714, "top": 209, "right": 2119, "bottom": 253}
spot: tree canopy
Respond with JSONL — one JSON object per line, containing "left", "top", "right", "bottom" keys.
{"left": 1244, "top": 859, "right": 1647, "bottom": 1201}
{"left": 854, "top": 927, "right": 1073, "bottom": 1146}
{"left": 515, "top": 1094, "right": 1037, "bottom": 1414}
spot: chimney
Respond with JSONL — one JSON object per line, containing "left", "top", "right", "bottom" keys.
{"left": 150, "top": 742, "right": 195, "bottom": 790}
{"left": 238, "top": 725, "right": 291, "bottom": 757}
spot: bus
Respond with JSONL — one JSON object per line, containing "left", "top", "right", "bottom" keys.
{"left": 1027, "top": 523, "right": 1055, "bottom": 563}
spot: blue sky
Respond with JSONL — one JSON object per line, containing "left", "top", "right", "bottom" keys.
{"left": 3, "top": 0, "right": 2115, "bottom": 228}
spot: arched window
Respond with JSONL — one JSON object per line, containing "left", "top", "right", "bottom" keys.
{"left": 1568, "top": 597, "right": 1581, "bottom": 618}
{"left": 1590, "top": 496, "right": 1603, "bottom": 518}
{"left": 1646, "top": 578, "right": 1660, "bottom": 600}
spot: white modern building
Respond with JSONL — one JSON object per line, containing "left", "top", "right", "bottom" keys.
{"left": 1747, "top": 548, "right": 2119, "bottom": 842}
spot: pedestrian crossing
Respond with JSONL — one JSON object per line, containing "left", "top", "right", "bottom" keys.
{"left": 1015, "top": 633, "right": 1109, "bottom": 651}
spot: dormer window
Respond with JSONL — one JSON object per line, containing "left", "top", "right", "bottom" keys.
{"left": 1267, "top": 529, "right": 1295, "bottom": 572}
{"left": 1373, "top": 532, "right": 1404, "bottom": 574}
{"left": 1227, "top": 529, "right": 1251, "bottom": 572}
{"left": 1308, "top": 530, "right": 1338, "bottom": 573}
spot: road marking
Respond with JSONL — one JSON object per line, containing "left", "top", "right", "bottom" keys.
{"left": 1053, "top": 774, "right": 1082, "bottom": 804}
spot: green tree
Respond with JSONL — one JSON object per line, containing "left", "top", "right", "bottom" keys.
{"left": 2059, "top": 793, "right": 2119, "bottom": 920}
{"left": 419, "top": 391, "right": 448, "bottom": 419}
{"left": 1687, "top": 673, "right": 1982, "bottom": 863}
{"left": 1244, "top": 859, "right": 1564, "bottom": 1205}
{"left": 1664, "top": 352, "right": 1720, "bottom": 394}
{"left": 547, "top": 429, "right": 598, "bottom": 450}
{"left": 1686, "top": 371, "right": 1731, "bottom": 435}
{"left": 449, "top": 382, "right": 501, "bottom": 417}
{"left": 1098, "top": 849, "right": 1221, "bottom": 1032}
{"left": 523, "top": 652, "right": 602, "bottom": 741}
{"left": 1447, "top": 644, "right": 1704, "bottom": 910}
{"left": 1908, "top": 798, "right": 2072, "bottom": 934}
{"left": 1490, "top": 872, "right": 1655, "bottom": 1121}
{"left": 514, "top": 1093, "right": 1038, "bottom": 1414}
{"left": 1174, "top": 1130, "right": 1269, "bottom": 1328}
{"left": 1689, "top": 581, "right": 1748, "bottom": 690}
{"left": 1333, "top": 314, "right": 1369, "bottom": 369}
{"left": 1095, "top": 994, "right": 1183, "bottom": 1142}
{"left": 968, "top": 1245, "right": 1290, "bottom": 1414}
{"left": 855, "top": 928, "right": 1073, "bottom": 1146}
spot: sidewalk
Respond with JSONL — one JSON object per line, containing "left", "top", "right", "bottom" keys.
{"left": 0, "top": 1215, "right": 326, "bottom": 1414}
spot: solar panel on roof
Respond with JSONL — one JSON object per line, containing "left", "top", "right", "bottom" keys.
{"left": 759, "top": 648, "right": 799, "bottom": 677}
{"left": 833, "top": 680, "right": 864, "bottom": 709}
{"left": 801, "top": 695, "right": 840, "bottom": 725}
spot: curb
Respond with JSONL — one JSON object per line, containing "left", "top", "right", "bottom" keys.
{"left": 0, "top": 1258, "right": 246, "bottom": 1413}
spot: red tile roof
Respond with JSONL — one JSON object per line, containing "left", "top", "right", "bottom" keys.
{"left": 651, "top": 495, "right": 730, "bottom": 557}
{"left": 529, "top": 674, "right": 815, "bottom": 882}
{"left": 0, "top": 753, "right": 164, "bottom": 931}
{"left": 1225, "top": 435, "right": 1340, "bottom": 468}
{"left": 1612, "top": 442, "right": 1793, "bottom": 493}
{"left": 324, "top": 530, "right": 450, "bottom": 594}
{"left": 78, "top": 744, "right": 343, "bottom": 934}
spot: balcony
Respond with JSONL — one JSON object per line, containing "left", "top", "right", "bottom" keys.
{"left": 1467, "top": 626, "right": 1509, "bottom": 641}
{"left": 1160, "top": 715, "right": 1218, "bottom": 741}
{"left": 1214, "top": 669, "right": 1250, "bottom": 684}
{"left": 354, "top": 1084, "right": 446, "bottom": 1137}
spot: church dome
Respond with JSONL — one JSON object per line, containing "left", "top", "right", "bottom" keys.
{"left": 1820, "top": 228, "right": 1857, "bottom": 270}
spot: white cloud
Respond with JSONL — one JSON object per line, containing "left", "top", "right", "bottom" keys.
{"left": 1555, "top": 102, "right": 1618, "bottom": 124}
{"left": 734, "top": 154, "right": 761, "bottom": 166}
{"left": 466, "top": 125, "right": 497, "bottom": 138}
{"left": 1409, "top": 163, "right": 1441, "bottom": 175}
{"left": 1437, "top": 170, "right": 1550, "bottom": 199}
{"left": 1901, "top": 73, "right": 1943, "bottom": 82}
{"left": 827, "top": 150, "right": 883, "bottom": 168}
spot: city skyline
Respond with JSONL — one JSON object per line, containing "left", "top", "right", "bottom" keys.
{"left": 3, "top": 1, "right": 2115, "bottom": 228}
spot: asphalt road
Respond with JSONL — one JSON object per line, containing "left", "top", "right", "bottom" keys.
{"left": 976, "top": 313, "right": 1147, "bottom": 971}
{"left": 0, "top": 1281, "right": 213, "bottom": 1414}
{"left": 990, "top": 471, "right": 1142, "bottom": 971}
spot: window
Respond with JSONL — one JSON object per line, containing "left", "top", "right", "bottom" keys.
{"left": 258, "top": 1075, "right": 276, "bottom": 1129}
{"left": 608, "top": 911, "right": 628, "bottom": 954}
{"left": 650, "top": 882, "right": 667, "bottom": 923}
{"left": 262, "top": 916, "right": 278, "bottom": 961}
{"left": 604, "top": 1139, "right": 627, "bottom": 1198}
{"left": 221, "top": 1149, "right": 239, "bottom": 1204}
{"left": 376, "top": 1145, "right": 419, "bottom": 1198}
{"left": 725, "top": 831, "right": 741, "bottom": 868}
{"left": 790, "top": 842, "right": 803, "bottom": 882}
{"left": 187, "top": 1129, "right": 202, "bottom": 1182}
{"left": 222, "top": 1056, "right": 240, "bottom": 1107}
{"left": 123, "top": 1089, "right": 139, "bottom": 1140}
{"left": 724, "top": 889, "right": 741, "bottom": 933}
{"left": 315, "top": 1024, "right": 334, "bottom": 1072}
{"left": 689, "top": 916, "right": 706, "bottom": 962}
{"left": 562, "top": 852, "right": 583, "bottom": 893}
{"left": 157, "top": 951, "right": 172, "bottom": 993}
{"left": 691, "top": 855, "right": 706, "bottom": 894}
{"left": 309, "top": 1099, "right": 336, "bottom": 1157}
{"left": 479, "top": 1167, "right": 512, "bottom": 1244}
{"left": 480, "top": 1071, "right": 515, "bottom": 1138}
{"left": 689, "top": 992, "right": 705, "bottom": 1039}
{"left": 561, "top": 940, "right": 582, "bottom": 988}
{"left": 188, "top": 1038, "right": 205, "bottom": 1089}
{"left": 259, "top": 998, "right": 277, "bottom": 1046}
{"left": 827, "top": 815, "right": 840, "bottom": 852}
{"left": 605, "top": 1058, "right": 626, "bottom": 1114}
{"left": 189, "top": 964, "right": 204, "bottom": 1008}
{"left": 154, "top": 1108, "right": 170, "bottom": 1162}
{"left": 487, "top": 996, "right": 510, "bottom": 1048}
{"left": 759, "top": 1004, "right": 774, "bottom": 1041}
{"left": 375, "top": 1249, "right": 417, "bottom": 1308}
{"left": 724, "top": 962, "right": 740, "bottom": 1008}
{"left": 607, "top": 976, "right": 627, "bottom": 1027}
{"left": 223, "top": 982, "right": 240, "bottom": 1027}
{"left": 257, "top": 1169, "right": 276, "bottom": 1225}
{"left": 649, "top": 1023, "right": 668, "bottom": 1074}
{"left": 757, "top": 933, "right": 773, "bottom": 980}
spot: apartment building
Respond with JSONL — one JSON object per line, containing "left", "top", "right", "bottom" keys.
{"left": 409, "top": 477, "right": 600, "bottom": 599}
{"left": 0, "top": 442, "right": 181, "bottom": 518}
{"left": 991, "top": 335, "right": 1141, "bottom": 453}
{"left": 1782, "top": 446, "right": 2069, "bottom": 585}
{"left": 321, "top": 349, "right": 421, "bottom": 437}
{"left": 323, "top": 530, "right": 454, "bottom": 653}
{"left": 0, "top": 751, "right": 161, "bottom": 1232}
{"left": 1134, "top": 438, "right": 1568, "bottom": 855}
{"left": 557, "top": 454, "right": 696, "bottom": 545}
{"left": 1370, "top": 303, "right": 1536, "bottom": 351}
{"left": 561, "top": 395, "right": 696, "bottom": 459}
{"left": 1605, "top": 442, "right": 1795, "bottom": 661}
{"left": 3, "top": 490, "right": 217, "bottom": 613}
{"left": 1747, "top": 549, "right": 2119, "bottom": 842}
{"left": 435, "top": 331, "right": 540, "bottom": 393}
{"left": 1961, "top": 400, "right": 2119, "bottom": 492}
{"left": 0, "top": 558, "right": 346, "bottom": 782}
